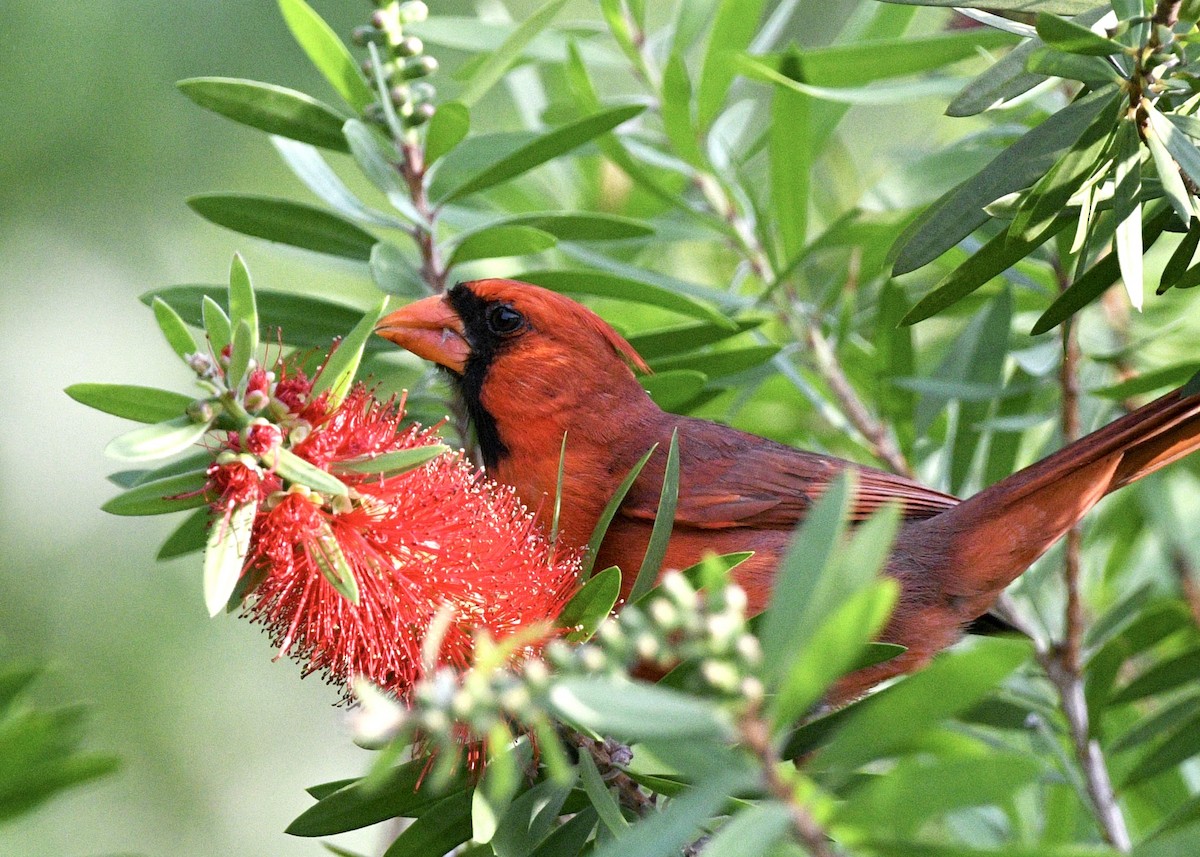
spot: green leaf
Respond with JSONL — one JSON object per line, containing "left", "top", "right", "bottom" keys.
{"left": 771, "top": 79, "right": 812, "bottom": 263}
{"left": 334, "top": 444, "right": 448, "bottom": 476}
{"left": 877, "top": 0, "right": 1102, "bottom": 12}
{"left": 891, "top": 88, "right": 1118, "bottom": 275}
{"left": 101, "top": 470, "right": 210, "bottom": 516}
{"left": 262, "top": 446, "right": 348, "bottom": 497}
{"left": 382, "top": 788, "right": 474, "bottom": 857}
{"left": 143, "top": 286, "right": 390, "bottom": 353}
{"left": 1111, "top": 645, "right": 1200, "bottom": 704}
{"left": 1035, "top": 12, "right": 1126, "bottom": 55}
{"left": 1122, "top": 708, "right": 1200, "bottom": 786}
{"left": 425, "top": 101, "right": 469, "bottom": 166}
{"left": 309, "top": 297, "right": 387, "bottom": 408}
{"left": 662, "top": 52, "right": 704, "bottom": 168}
{"left": 702, "top": 801, "right": 793, "bottom": 857}
{"left": 1159, "top": 217, "right": 1200, "bottom": 293}
{"left": 177, "top": 77, "right": 349, "bottom": 151}
{"left": 226, "top": 319, "right": 254, "bottom": 393}
{"left": 771, "top": 579, "right": 899, "bottom": 730}
{"left": 188, "top": 194, "right": 378, "bottom": 260}
{"left": 1145, "top": 111, "right": 1196, "bottom": 226}
{"left": 516, "top": 269, "right": 732, "bottom": 327}
{"left": 203, "top": 499, "right": 256, "bottom": 616}
{"left": 271, "top": 136, "right": 408, "bottom": 230}
{"left": 582, "top": 444, "right": 657, "bottom": 579}
{"left": 472, "top": 730, "right": 523, "bottom": 844}
{"left": 448, "top": 224, "right": 557, "bottom": 267}
{"left": 157, "top": 508, "right": 210, "bottom": 560}
{"left": 1031, "top": 202, "right": 1173, "bottom": 333}
{"left": 760, "top": 471, "right": 853, "bottom": 683}
{"left": 946, "top": 36, "right": 1048, "bottom": 117}
{"left": 626, "top": 318, "right": 762, "bottom": 360}
{"left": 492, "top": 778, "right": 576, "bottom": 857}
{"left": 697, "top": 0, "right": 767, "bottom": 126}
{"left": 641, "top": 370, "right": 708, "bottom": 412}
{"left": 152, "top": 297, "right": 199, "bottom": 359}
{"left": 629, "top": 430, "right": 680, "bottom": 602}
{"left": 528, "top": 807, "right": 597, "bottom": 857}
{"left": 650, "top": 344, "right": 780, "bottom": 378}
{"left": 1149, "top": 104, "right": 1200, "bottom": 208}
{"left": 459, "top": 0, "right": 571, "bottom": 107}
{"left": 227, "top": 253, "right": 258, "bottom": 353}
{"left": 66, "top": 383, "right": 194, "bottom": 425}
{"left": 437, "top": 104, "right": 645, "bottom": 203}
{"left": 202, "top": 295, "right": 232, "bottom": 356}
{"left": 278, "top": 0, "right": 374, "bottom": 111}
{"left": 1114, "top": 118, "right": 1145, "bottom": 307}
{"left": 1090, "top": 362, "right": 1200, "bottom": 400}
{"left": 834, "top": 753, "right": 1044, "bottom": 838}
{"left": 309, "top": 518, "right": 358, "bottom": 606}
{"left": 578, "top": 750, "right": 628, "bottom": 835}
{"left": 812, "top": 636, "right": 1032, "bottom": 771}
{"left": 287, "top": 759, "right": 466, "bottom": 836}
{"left": 104, "top": 415, "right": 214, "bottom": 463}
{"left": 491, "top": 212, "right": 654, "bottom": 242}
{"left": 557, "top": 566, "right": 621, "bottom": 643}
{"left": 341, "top": 119, "right": 427, "bottom": 227}
{"left": 547, "top": 678, "right": 729, "bottom": 741}
{"left": 949, "top": 289, "right": 1012, "bottom": 494}
{"left": 370, "top": 242, "right": 425, "bottom": 297}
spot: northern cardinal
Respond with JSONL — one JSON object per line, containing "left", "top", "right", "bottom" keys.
{"left": 376, "top": 278, "right": 1200, "bottom": 700}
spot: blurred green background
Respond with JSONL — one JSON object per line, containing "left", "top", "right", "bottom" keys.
{"left": 0, "top": 0, "right": 955, "bottom": 854}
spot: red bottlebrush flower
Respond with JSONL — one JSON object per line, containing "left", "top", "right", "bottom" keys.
{"left": 208, "top": 375, "right": 579, "bottom": 701}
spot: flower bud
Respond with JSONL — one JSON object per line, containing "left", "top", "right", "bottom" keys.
{"left": 186, "top": 352, "right": 217, "bottom": 378}
{"left": 244, "top": 389, "right": 271, "bottom": 413}
{"left": 648, "top": 596, "right": 677, "bottom": 630}
{"left": 369, "top": 9, "right": 388, "bottom": 29}
{"left": 660, "top": 571, "right": 697, "bottom": 609}
{"left": 734, "top": 633, "right": 762, "bottom": 666}
{"left": 396, "top": 35, "right": 423, "bottom": 57}
{"left": 578, "top": 644, "right": 606, "bottom": 673}
{"left": 409, "top": 81, "right": 435, "bottom": 103}
{"left": 400, "top": 55, "right": 438, "bottom": 80}
{"left": 398, "top": 1, "right": 428, "bottom": 24}
{"left": 700, "top": 659, "right": 739, "bottom": 693}
{"left": 740, "top": 676, "right": 764, "bottom": 705}
{"left": 499, "top": 685, "right": 530, "bottom": 715}
{"left": 406, "top": 103, "right": 435, "bottom": 127}
{"left": 522, "top": 658, "right": 549, "bottom": 688}
{"left": 187, "top": 399, "right": 215, "bottom": 424}
{"left": 288, "top": 420, "right": 312, "bottom": 446}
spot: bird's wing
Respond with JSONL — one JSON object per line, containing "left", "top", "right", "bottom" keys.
{"left": 619, "top": 417, "right": 959, "bottom": 529}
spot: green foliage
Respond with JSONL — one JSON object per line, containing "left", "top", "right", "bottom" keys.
{"left": 69, "top": 0, "right": 1200, "bottom": 854}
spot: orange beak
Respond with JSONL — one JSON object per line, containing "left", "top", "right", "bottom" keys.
{"left": 375, "top": 295, "right": 471, "bottom": 374}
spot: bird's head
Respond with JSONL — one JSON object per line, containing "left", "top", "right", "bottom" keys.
{"left": 375, "top": 279, "right": 652, "bottom": 468}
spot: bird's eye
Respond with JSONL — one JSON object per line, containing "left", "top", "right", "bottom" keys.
{"left": 486, "top": 304, "right": 525, "bottom": 336}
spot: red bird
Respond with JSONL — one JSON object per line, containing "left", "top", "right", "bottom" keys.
{"left": 376, "top": 278, "right": 1200, "bottom": 700}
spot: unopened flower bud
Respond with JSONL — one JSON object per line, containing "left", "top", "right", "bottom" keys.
{"left": 398, "top": 1, "right": 428, "bottom": 24}
{"left": 451, "top": 688, "right": 474, "bottom": 718}
{"left": 369, "top": 9, "right": 388, "bottom": 29}
{"left": 352, "top": 25, "right": 381, "bottom": 46}
{"left": 648, "top": 597, "right": 677, "bottom": 630}
{"left": 522, "top": 658, "right": 549, "bottom": 688}
{"left": 723, "top": 585, "right": 748, "bottom": 615}
{"left": 634, "top": 632, "right": 659, "bottom": 661}
{"left": 660, "top": 571, "right": 697, "bottom": 608}
{"left": 740, "top": 676, "right": 764, "bottom": 705}
{"left": 408, "top": 103, "right": 436, "bottom": 126}
{"left": 396, "top": 35, "right": 423, "bottom": 57}
{"left": 288, "top": 421, "right": 312, "bottom": 446}
{"left": 401, "top": 55, "right": 438, "bottom": 79}
{"left": 244, "top": 389, "right": 270, "bottom": 413}
{"left": 187, "top": 399, "right": 215, "bottom": 424}
{"left": 420, "top": 708, "right": 449, "bottom": 734}
{"left": 499, "top": 685, "right": 530, "bottom": 715}
{"left": 390, "top": 85, "right": 410, "bottom": 106}
{"left": 700, "top": 659, "right": 739, "bottom": 693}
{"left": 734, "top": 633, "right": 762, "bottom": 666}
{"left": 330, "top": 494, "right": 353, "bottom": 516}
{"left": 578, "top": 644, "right": 606, "bottom": 673}
{"left": 409, "top": 81, "right": 435, "bottom": 103}
{"left": 186, "top": 352, "right": 217, "bottom": 377}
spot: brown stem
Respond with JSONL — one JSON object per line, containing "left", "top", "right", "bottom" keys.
{"left": 739, "top": 714, "right": 835, "bottom": 857}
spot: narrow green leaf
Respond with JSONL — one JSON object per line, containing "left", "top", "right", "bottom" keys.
{"left": 157, "top": 507, "right": 211, "bottom": 559}
{"left": 697, "top": 0, "right": 767, "bottom": 126}
{"left": 102, "top": 470, "right": 210, "bottom": 516}
{"left": 334, "top": 444, "right": 448, "bottom": 476}
{"left": 308, "top": 298, "right": 387, "bottom": 408}
{"left": 278, "top": 0, "right": 374, "bottom": 111}
{"left": 876, "top": 0, "right": 1104, "bottom": 14}
{"left": 152, "top": 297, "right": 199, "bottom": 359}
{"left": 203, "top": 499, "right": 256, "bottom": 616}
{"left": 448, "top": 225, "right": 557, "bottom": 267}
{"left": 578, "top": 751, "right": 628, "bottom": 835}
{"left": 144, "top": 285, "right": 390, "bottom": 353}
{"left": 66, "top": 383, "right": 194, "bottom": 425}
{"left": 551, "top": 431, "right": 567, "bottom": 547}
{"left": 311, "top": 518, "right": 359, "bottom": 605}
{"left": 1123, "top": 709, "right": 1200, "bottom": 786}
{"left": 1145, "top": 112, "right": 1196, "bottom": 226}
{"left": 517, "top": 269, "right": 731, "bottom": 327}
{"left": 1159, "top": 218, "right": 1200, "bottom": 293}
{"left": 1113, "top": 118, "right": 1145, "bottom": 306}
{"left": 271, "top": 135, "right": 408, "bottom": 230}
{"left": 891, "top": 88, "right": 1117, "bottom": 274}
{"left": 661, "top": 52, "right": 704, "bottom": 168}
{"left": 425, "top": 101, "right": 469, "bottom": 166}
{"left": 227, "top": 253, "right": 258, "bottom": 352}
{"left": 814, "top": 637, "right": 1032, "bottom": 772}
{"left": 629, "top": 429, "right": 680, "bottom": 602}
{"left": 188, "top": 194, "right": 378, "bottom": 260}
{"left": 650, "top": 344, "right": 779, "bottom": 378}
{"left": 472, "top": 729, "right": 521, "bottom": 844}
{"left": 1111, "top": 645, "right": 1200, "bottom": 704}
{"left": 263, "top": 446, "right": 350, "bottom": 497}
{"left": 770, "top": 81, "right": 812, "bottom": 263}
{"left": 177, "top": 77, "right": 349, "bottom": 151}
{"left": 500, "top": 212, "right": 654, "bottom": 242}
{"left": 1150, "top": 103, "right": 1200, "bottom": 192}
{"left": 772, "top": 579, "right": 899, "bottom": 730}
{"left": 370, "top": 242, "right": 424, "bottom": 297}
{"left": 105, "top": 415, "right": 213, "bottom": 463}
{"left": 950, "top": 289, "right": 1012, "bottom": 494}
{"left": 287, "top": 760, "right": 466, "bottom": 836}
{"left": 459, "top": 0, "right": 571, "bottom": 107}
{"left": 202, "top": 295, "right": 231, "bottom": 356}
{"left": 702, "top": 802, "right": 793, "bottom": 857}
{"left": 438, "top": 104, "right": 645, "bottom": 203}
{"left": 527, "top": 807, "right": 598, "bottom": 857}
{"left": 626, "top": 318, "right": 762, "bottom": 360}
{"left": 382, "top": 788, "right": 473, "bottom": 857}
{"left": 1036, "top": 12, "right": 1126, "bottom": 55}
{"left": 548, "top": 678, "right": 729, "bottom": 742}
{"left": 582, "top": 444, "right": 657, "bottom": 579}
{"left": 760, "top": 472, "right": 853, "bottom": 682}
{"left": 557, "top": 566, "right": 621, "bottom": 643}
{"left": 902, "top": 220, "right": 1065, "bottom": 324}
{"left": 226, "top": 320, "right": 254, "bottom": 393}
{"left": 341, "top": 120, "right": 426, "bottom": 227}
{"left": 491, "top": 777, "right": 576, "bottom": 857}
{"left": 947, "top": 36, "right": 1048, "bottom": 117}
{"left": 641, "top": 370, "right": 708, "bottom": 412}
